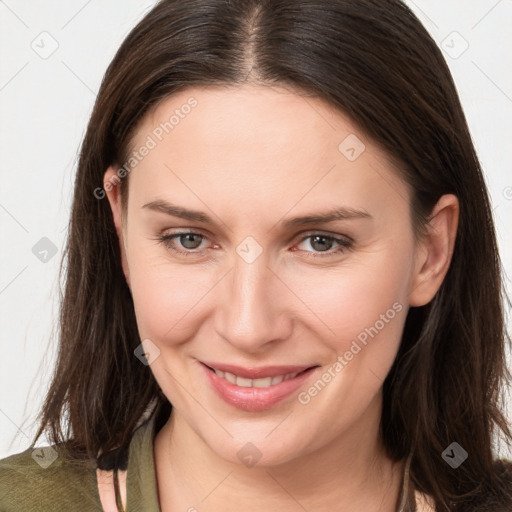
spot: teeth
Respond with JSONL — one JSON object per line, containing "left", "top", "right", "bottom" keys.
{"left": 213, "top": 369, "right": 301, "bottom": 388}
{"left": 271, "top": 375, "right": 284, "bottom": 385}
{"left": 236, "top": 376, "right": 253, "bottom": 387}
{"left": 253, "top": 377, "right": 273, "bottom": 388}
{"left": 226, "top": 372, "right": 237, "bottom": 384}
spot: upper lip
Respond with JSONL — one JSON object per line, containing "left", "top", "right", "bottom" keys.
{"left": 201, "top": 362, "right": 318, "bottom": 379}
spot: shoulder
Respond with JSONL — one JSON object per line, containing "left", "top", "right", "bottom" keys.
{"left": 0, "top": 444, "right": 101, "bottom": 511}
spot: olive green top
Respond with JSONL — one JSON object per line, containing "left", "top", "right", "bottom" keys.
{"left": 0, "top": 415, "right": 161, "bottom": 512}
{"left": 1, "top": 414, "right": 511, "bottom": 511}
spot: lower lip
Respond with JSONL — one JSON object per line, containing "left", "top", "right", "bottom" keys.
{"left": 200, "top": 363, "right": 318, "bottom": 412}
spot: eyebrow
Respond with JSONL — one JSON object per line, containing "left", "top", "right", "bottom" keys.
{"left": 142, "top": 199, "right": 372, "bottom": 229}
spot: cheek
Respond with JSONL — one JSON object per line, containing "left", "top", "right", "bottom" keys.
{"left": 126, "top": 245, "right": 210, "bottom": 341}
{"left": 126, "top": 226, "right": 414, "bottom": 358}
{"left": 287, "top": 248, "right": 412, "bottom": 346}
{"left": 291, "top": 256, "right": 410, "bottom": 419}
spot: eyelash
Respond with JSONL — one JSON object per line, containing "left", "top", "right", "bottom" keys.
{"left": 155, "top": 230, "right": 353, "bottom": 259}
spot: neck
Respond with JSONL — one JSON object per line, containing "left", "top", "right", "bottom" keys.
{"left": 154, "top": 394, "right": 405, "bottom": 512}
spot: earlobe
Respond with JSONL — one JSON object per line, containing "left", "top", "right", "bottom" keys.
{"left": 103, "top": 166, "right": 131, "bottom": 288}
{"left": 408, "top": 194, "right": 459, "bottom": 307}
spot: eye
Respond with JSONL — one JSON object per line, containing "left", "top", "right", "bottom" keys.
{"left": 157, "top": 231, "right": 210, "bottom": 255}
{"left": 155, "top": 230, "right": 353, "bottom": 259}
{"left": 293, "top": 232, "right": 353, "bottom": 258}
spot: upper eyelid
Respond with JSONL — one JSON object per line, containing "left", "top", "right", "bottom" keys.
{"left": 160, "top": 228, "right": 351, "bottom": 238}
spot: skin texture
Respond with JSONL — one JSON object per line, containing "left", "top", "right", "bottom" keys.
{"left": 104, "top": 84, "right": 459, "bottom": 512}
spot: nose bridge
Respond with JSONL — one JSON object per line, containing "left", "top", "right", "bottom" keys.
{"left": 214, "top": 238, "right": 290, "bottom": 350}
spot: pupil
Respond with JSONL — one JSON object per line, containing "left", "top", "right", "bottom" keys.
{"left": 181, "top": 234, "right": 201, "bottom": 249}
{"left": 312, "top": 235, "right": 331, "bottom": 252}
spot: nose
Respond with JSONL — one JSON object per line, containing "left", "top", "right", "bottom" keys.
{"left": 214, "top": 246, "right": 293, "bottom": 353}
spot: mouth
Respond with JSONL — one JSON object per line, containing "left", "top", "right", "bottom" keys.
{"left": 200, "top": 362, "right": 320, "bottom": 411}
{"left": 204, "top": 364, "right": 314, "bottom": 388}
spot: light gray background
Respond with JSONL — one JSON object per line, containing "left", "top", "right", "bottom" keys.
{"left": 1, "top": 0, "right": 511, "bottom": 459}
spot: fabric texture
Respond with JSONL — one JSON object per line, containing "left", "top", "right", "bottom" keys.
{"left": 1, "top": 410, "right": 511, "bottom": 511}
{"left": 0, "top": 415, "right": 160, "bottom": 512}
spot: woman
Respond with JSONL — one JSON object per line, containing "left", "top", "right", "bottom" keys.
{"left": 1, "top": 0, "right": 511, "bottom": 511}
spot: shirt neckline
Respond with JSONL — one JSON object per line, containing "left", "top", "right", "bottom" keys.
{"left": 126, "top": 410, "right": 422, "bottom": 512}
{"left": 126, "top": 411, "right": 162, "bottom": 512}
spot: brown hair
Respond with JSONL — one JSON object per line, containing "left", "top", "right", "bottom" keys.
{"left": 32, "top": 1, "right": 512, "bottom": 510}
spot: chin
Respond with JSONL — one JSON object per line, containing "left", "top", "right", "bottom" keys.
{"left": 207, "top": 432, "right": 310, "bottom": 469}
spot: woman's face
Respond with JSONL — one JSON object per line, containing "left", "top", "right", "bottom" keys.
{"left": 105, "top": 85, "right": 454, "bottom": 466}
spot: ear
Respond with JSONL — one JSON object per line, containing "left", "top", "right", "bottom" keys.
{"left": 103, "top": 166, "right": 131, "bottom": 288}
{"left": 408, "top": 194, "right": 459, "bottom": 307}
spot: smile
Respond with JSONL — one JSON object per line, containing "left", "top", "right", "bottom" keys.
{"left": 210, "top": 368, "right": 304, "bottom": 388}
{"left": 200, "top": 362, "right": 319, "bottom": 411}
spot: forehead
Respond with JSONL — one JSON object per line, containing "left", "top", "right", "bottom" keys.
{"left": 126, "top": 85, "right": 410, "bottom": 223}
{"left": 141, "top": 84, "right": 364, "bottom": 159}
